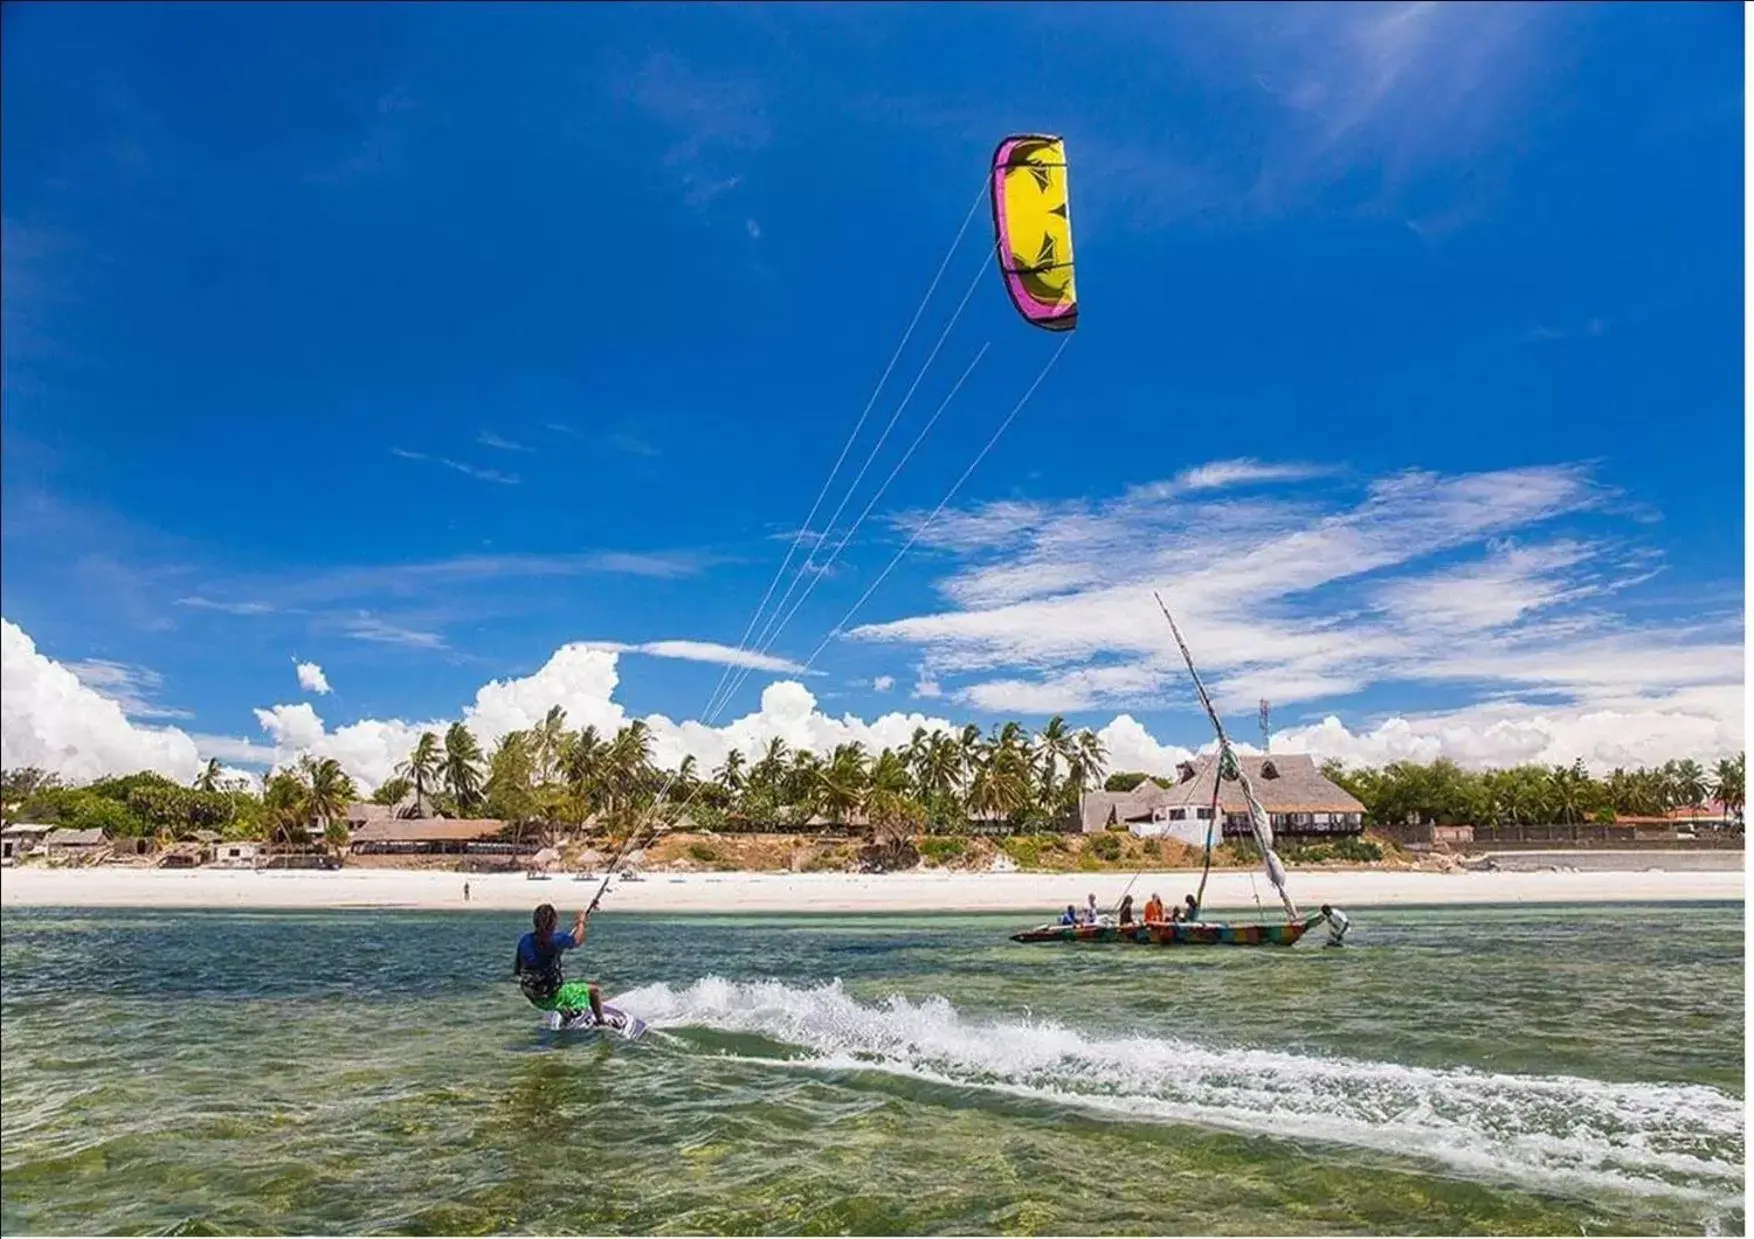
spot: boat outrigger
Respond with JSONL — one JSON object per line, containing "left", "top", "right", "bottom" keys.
{"left": 1013, "top": 592, "right": 1347, "bottom": 949}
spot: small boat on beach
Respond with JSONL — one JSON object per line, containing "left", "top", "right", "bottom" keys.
{"left": 1012, "top": 912, "right": 1326, "bottom": 947}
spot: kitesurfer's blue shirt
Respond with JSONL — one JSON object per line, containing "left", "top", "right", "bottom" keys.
{"left": 517, "top": 930, "right": 577, "bottom": 969}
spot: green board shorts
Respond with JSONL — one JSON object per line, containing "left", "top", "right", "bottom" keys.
{"left": 530, "top": 980, "right": 600, "bottom": 1013}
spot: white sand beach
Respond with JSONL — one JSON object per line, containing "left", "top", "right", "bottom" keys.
{"left": 1, "top": 862, "right": 1742, "bottom": 914}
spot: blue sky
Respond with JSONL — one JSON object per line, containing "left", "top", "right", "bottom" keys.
{"left": 1, "top": 2, "right": 1743, "bottom": 784}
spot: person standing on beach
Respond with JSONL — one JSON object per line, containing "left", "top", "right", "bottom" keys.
{"left": 513, "top": 903, "right": 604, "bottom": 1024}
{"left": 464, "top": 882, "right": 470, "bottom": 902}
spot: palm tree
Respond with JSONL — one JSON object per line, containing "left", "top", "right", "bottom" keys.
{"left": 561, "top": 725, "right": 607, "bottom": 828}
{"left": 442, "top": 722, "right": 486, "bottom": 814}
{"left": 714, "top": 749, "right": 746, "bottom": 795}
{"left": 193, "top": 757, "right": 224, "bottom": 794}
{"left": 1035, "top": 716, "right": 1075, "bottom": 808}
{"left": 395, "top": 732, "right": 442, "bottom": 817}
{"left": 300, "top": 755, "right": 358, "bottom": 851}
{"left": 604, "top": 722, "right": 654, "bottom": 825}
{"left": 1713, "top": 753, "right": 1745, "bottom": 825}
{"left": 532, "top": 706, "right": 568, "bottom": 784}
{"left": 750, "top": 738, "right": 789, "bottom": 799}
{"left": 1673, "top": 759, "right": 1708, "bottom": 821}
{"left": 817, "top": 744, "right": 870, "bottom": 824}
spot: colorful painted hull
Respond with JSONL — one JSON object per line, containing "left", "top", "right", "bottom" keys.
{"left": 1010, "top": 915, "right": 1322, "bottom": 947}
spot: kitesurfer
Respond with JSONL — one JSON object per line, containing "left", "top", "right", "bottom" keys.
{"left": 514, "top": 903, "right": 605, "bottom": 1024}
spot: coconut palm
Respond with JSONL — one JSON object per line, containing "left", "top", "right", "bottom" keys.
{"left": 1713, "top": 753, "right": 1745, "bottom": 824}
{"left": 442, "top": 722, "right": 486, "bottom": 814}
{"left": 532, "top": 705, "right": 569, "bottom": 784}
{"left": 561, "top": 726, "right": 607, "bottom": 827}
{"left": 713, "top": 749, "right": 746, "bottom": 794}
{"left": 193, "top": 757, "right": 224, "bottom": 794}
{"left": 1673, "top": 759, "right": 1708, "bottom": 820}
{"left": 1035, "top": 716, "right": 1076, "bottom": 807}
{"left": 816, "top": 744, "right": 870, "bottom": 824}
{"left": 395, "top": 732, "right": 442, "bottom": 817}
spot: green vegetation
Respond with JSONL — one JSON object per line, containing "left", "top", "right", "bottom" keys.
{"left": 917, "top": 837, "right": 967, "bottom": 865}
{"left": 1087, "top": 832, "right": 1122, "bottom": 861}
{"left": 1323, "top": 755, "right": 1744, "bottom": 828}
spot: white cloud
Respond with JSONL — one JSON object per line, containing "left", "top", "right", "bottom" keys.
{"left": 176, "top": 596, "right": 273, "bottom": 616}
{"left": 846, "top": 461, "right": 1739, "bottom": 729}
{"left": 2, "top": 618, "right": 205, "bottom": 782}
{"left": 63, "top": 658, "right": 193, "bottom": 719}
{"left": 477, "top": 431, "right": 530, "bottom": 453}
{"left": 1279, "top": 690, "right": 1746, "bottom": 773}
{"left": 343, "top": 614, "right": 447, "bottom": 650}
{"left": 389, "top": 447, "right": 519, "bottom": 485}
{"left": 584, "top": 639, "right": 807, "bottom": 674}
{"left": 872, "top": 675, "right": 895, "bottom": 693}
{"left": 3, "top": 616, "right": 1738, "bottom": 797}
{"left": 1096, "top": 715, "right": 1197, "bottom": 776}
{"left": 295, "top": 660, "right": 332, "bottom": 695}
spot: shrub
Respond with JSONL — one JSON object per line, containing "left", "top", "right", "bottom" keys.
{"left": 687, "top": 841, "right": 718, "bottom": 863}
{"left": 1087, "top": 833, "right": 1122, "bottom": 862}
{"left": 918, "top": 837, "right": 967, "bottom": 865}
{"left": 1001, "top": 836, "right": 1043, "bottom": 869}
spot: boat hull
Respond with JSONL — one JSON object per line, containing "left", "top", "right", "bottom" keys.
{"left": 1011, "top": 915, "right": 1321, "bottom": 947}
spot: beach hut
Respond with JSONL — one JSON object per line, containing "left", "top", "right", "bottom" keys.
{"left": 1, "top": 823, "right": 52, "bottom": 865}
{"left": 213, "top": 840, "right": 262, "bottom": 869}
{"left": 350, "top": 818, "right": 515, "bottom": 856}
{"left": 43, "top": 827, "right": 108, "bottom": 863}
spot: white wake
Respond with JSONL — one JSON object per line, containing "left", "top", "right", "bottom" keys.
{"left": 616, "top": 977, "right": 1745, "bottom": 1207}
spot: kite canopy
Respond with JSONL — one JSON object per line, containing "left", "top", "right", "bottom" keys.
{"left": 990, "top": 134, "right": 1078, "bottom": 332}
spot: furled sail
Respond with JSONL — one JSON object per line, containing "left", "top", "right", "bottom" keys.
{"left": 1155, "top": 594, "right": 1298, "bottom": 921}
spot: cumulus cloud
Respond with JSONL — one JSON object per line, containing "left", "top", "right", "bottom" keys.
{"left": 295, "top": 660, "right": 332, "bottom": 695}
{"left": 2, "top": 619, "right": 205, "bottom": 783}
{"left": 2, "top": 618, "right": 1739, "bottom": 794}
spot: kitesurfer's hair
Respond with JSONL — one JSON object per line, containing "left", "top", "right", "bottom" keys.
{"left": 532, "top": 903, "right": 558, "bottom": 960}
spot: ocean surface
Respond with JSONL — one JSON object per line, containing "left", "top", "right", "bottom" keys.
{"left": 0, "top": 902, "right": 1743, "bottom": 1235}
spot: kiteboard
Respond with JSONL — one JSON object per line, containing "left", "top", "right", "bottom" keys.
{"left": 547, "top": 1003, "right": 649, "bottom": 1041}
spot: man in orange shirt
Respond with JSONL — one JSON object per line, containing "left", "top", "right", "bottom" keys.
{"left": 1143, "top": 893, "right": 1166, "bottom": 925}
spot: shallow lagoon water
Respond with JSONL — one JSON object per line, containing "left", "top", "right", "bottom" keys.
{"left": 1, "top": 903, "right": 1743, "bottom": 1235}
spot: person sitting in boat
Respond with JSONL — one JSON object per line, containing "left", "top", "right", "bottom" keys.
{"left": 1182, "top": 894, "right": 1200, "bottom": 923}
{"left": 513, "top": 902, "right": 605, "bottom": 1024}
{"left": 1059, "top": 904, "right": 1078, "bottom": 926}
{"left": 1143, "top": 893, "right": 1165, "bottom": 925}
{"left": 1117, "top": 894, "right": 1136, "bottom": 926}
{"left": 1081, "top": 893, "right": 1100, "bottom": 925}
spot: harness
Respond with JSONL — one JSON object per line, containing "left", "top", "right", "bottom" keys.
{"left": 516, "top": 934, "right": 564, "bottom": 1003}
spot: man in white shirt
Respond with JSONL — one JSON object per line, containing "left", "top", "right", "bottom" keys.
{"left": 1321, "top": 903, "right": 1350, "bottom": 947}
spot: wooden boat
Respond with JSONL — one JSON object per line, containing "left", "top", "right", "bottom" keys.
{"left": 1011, "top": 913, "right": 1325, "bottom": 947}
{"left": 1006, "top": 595, "right": 1349, "bottom": 951}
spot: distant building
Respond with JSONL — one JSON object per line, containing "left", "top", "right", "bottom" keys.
{"left": 350, "top": 818, "right": 521, "bottom": 856}
{"left": 213, "top": 840, "right": 262, "bottom": 869}
{"left": 43, "top": 827, "right": 108, "bottom": 861}
{"left": 1081, "top": 753, "right": 1365, "bottom": 841}
{"left": 1, "top": 823, "right": 52, "bottom": 865}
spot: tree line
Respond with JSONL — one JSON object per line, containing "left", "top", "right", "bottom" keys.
{"left": 1316, "top": 755, "right": 1743, "bottom": 828}
{"left": 3, "top": 718, "right": 1742, "bottom": 846}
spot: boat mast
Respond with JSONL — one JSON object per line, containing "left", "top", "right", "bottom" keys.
{"left": 1152, "top": 592, "right": 1299, "bottom": 922}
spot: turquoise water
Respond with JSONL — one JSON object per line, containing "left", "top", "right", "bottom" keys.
{"left": 1, "top": 903, "right": 1743, "bottom": 1235}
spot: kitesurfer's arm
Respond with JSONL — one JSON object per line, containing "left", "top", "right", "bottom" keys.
{"left": 571, "top": 909, "right": 589, "bottom": 946}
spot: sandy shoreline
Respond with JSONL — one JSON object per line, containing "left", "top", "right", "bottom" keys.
{"left": 1, "top": 863, "right": 1742, "bottom": 914}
